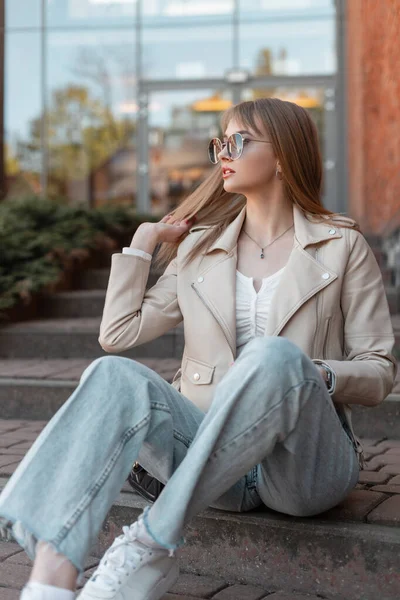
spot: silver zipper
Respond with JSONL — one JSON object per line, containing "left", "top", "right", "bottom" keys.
{"left": 313, "top": 247, "right": 320, "bottom": 357}
{"left": 322, "top": 317, "right": 331, "bottom": 359}
{"left": 191, "top": 282, "right": 235, "bottom": 358}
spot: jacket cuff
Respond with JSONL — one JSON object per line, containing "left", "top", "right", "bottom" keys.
{"left": 312, "top": 359, "right": 337, "bottom": 395}
{"left": 122, "top": 247, "right": 152, "bottom": 261}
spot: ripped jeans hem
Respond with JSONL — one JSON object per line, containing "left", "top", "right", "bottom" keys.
{"left": 0, "top": 513, "right": 85, "bottom": 587}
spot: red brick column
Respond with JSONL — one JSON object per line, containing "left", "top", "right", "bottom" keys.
{"left": 346, "top": 1, "right": 400, "bottom": 235}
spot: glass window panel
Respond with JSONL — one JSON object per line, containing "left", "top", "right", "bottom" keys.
{"left": 142, "top": 23, "right": 232, "bottom": 80}
{"left": 4, "top": 32, "right": 42, "bottom": 199}
{"left": 148, "top": 89, "right": 232, "bottom": 214}
{"left": 46, "top": 30, "right": 136, "bottom": 206}
{"left": 142, "top": 0, "right": 233, "bottom": 24}
{"left": 240, "top": 0, "right": 334, "bottom": 16}
{"left": 5, "top": 1, "right": 41, "bottom": 29}
{"left": 46, "top": 0, "right": 136, "bottom": 29}
{"left": 239, "top": 18, "right": 335, "bottom": 76}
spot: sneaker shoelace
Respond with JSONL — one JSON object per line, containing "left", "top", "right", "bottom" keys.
{"left": 89, "top": 522, "right": 152, "bottom": 592}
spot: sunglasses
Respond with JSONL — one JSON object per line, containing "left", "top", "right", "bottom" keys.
{"left": 208, "top": 132, "right": 272, "bottom": 164}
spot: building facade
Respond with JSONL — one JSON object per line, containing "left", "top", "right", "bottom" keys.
{"left": 3, "top": 0, "right": 394, "bottom": 235}
{"left": 346, "top": 0, "right": 400, "bottom": 236}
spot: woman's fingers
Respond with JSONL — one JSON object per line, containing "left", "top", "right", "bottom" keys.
{"left": 159, "top": 214, "right": 173, "bottom": 223}
{"left": 159, "top": 214, "right": 196, "bottom": 231}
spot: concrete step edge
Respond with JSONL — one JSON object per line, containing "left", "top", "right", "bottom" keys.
{"left": 0, "top": 321, "right": 180, "bottom": 335}
{"left": 42, "top": 290, "right": 106, "bottom": 299}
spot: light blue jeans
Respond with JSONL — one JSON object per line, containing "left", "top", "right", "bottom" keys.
{"left": 0, "top": 337, "right": 359, "bottom": 584}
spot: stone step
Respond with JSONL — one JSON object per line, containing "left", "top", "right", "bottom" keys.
{"left": 40, "top": 268, "right": 164, "bottom": 319}
{"left": 0, "top": 358, "right": 181, "bottom": 420}
{"left": 1, "top": 428, "right": 400, "bottom": 600}
{"left": 352, "top": 394, "right": 400, "bottom": 439}
{"left": 0, "top": 318, "right": 184, "bottom": 360}
{"left": 40, "top": 290, "right": 106, "bottom": 319}
{"left": 100, "top": 489, "right": 400, "bottom": 600}
{"left": 387, "top": 287, "right": 400, "bottom": 314}
{"left": 76, "top": 267, "right": 162, "bottom": 291}
{"left": 39, "top": 286, "right": 400, "bottom": 321}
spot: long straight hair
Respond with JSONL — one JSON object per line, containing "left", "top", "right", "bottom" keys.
{"left": 154, "top": 97, "right": 351, "bottom": 270}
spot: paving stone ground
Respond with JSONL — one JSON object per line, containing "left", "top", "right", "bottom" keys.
{"left": 0, "top": 418, "right": 399, "bottom": 598}
{"left": 0, "top": 541, "right": 341, "bottom": 599}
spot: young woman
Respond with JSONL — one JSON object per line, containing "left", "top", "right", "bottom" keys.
{"left": 0, "top": 98, "right": 396, "bottom": 600}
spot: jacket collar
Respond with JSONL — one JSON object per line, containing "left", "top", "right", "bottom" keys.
{"left": 189, "top": 202, "right": 342, "bottom": 359}
{"left": 200, "top": 203, "right": 342, "bottom": 254}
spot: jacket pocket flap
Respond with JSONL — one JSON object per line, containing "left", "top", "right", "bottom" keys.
{"left": 183, "top": 357, "right": 215, "bottom": 385}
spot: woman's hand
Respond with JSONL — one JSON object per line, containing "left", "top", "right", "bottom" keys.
{"left": 129, "top": 214, "right": 196, "bottom": 254}
{"left": 152, "top": 213, "right": 197, "bottom": 244}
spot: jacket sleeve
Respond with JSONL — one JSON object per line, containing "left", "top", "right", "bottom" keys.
{"left": 98, "top": 253, "right": 182, "bottom": 353}
{"left": 320, "top": 229, "right": 397, "bottom": 407}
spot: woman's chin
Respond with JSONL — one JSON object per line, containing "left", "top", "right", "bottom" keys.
{"left": 222, "top": 178, "right": 242, "bottom": 194}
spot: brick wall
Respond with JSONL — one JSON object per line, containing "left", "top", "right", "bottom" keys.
{"left": 346, "top": 1, "right": 400, "bottom": 235}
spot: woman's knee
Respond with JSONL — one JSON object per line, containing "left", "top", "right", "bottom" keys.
{"left": 241, "top": 337, "right": 309, "bottom": 377}
{"left": 79, "top": 356, "right": 144, "bottom": 396}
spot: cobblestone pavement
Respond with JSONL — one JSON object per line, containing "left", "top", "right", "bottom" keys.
{"left": 0, "top": 420, "right": 399, "bottom": 598}
{"left": 0, "top": 540, "right": 342, "bottom": 599}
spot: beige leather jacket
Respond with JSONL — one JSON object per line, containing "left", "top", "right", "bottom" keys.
{"left": 99, "top": 205, "right": 397, "bottom": 469}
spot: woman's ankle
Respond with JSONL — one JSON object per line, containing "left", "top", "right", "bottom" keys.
{"left": 29, "top": 542, "right": 78, "bottom": 591}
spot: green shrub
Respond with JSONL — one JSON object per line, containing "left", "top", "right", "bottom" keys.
{"left": 0, "top": 196, "right": 157, "bottom": 317}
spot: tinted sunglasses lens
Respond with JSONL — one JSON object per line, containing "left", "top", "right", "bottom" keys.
{"left": 208, "top": 138, "right": 221, "bottom": 164}
{"left": 228, "top": 133, "right": 243, "bottom": 160}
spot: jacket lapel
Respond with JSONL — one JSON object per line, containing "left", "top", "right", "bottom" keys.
{"left": 263, "top": 242, "right": 337, "bottom": 336}
{"left": 190, "top": 207, "right": 246, "bottom": 358}
{"left": 190, "top": 203, "right": 343, "bottom": 355}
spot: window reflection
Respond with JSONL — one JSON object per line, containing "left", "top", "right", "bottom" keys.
{"left": 4, "top": 32, "right": 42, "bottom": 199}
{"left": 240, "top": 0, "right": 333, "bottom": 14}
{"left": 148, "top": 89, "right": 231, "bottom": 214}
{"left": 240, "top": 19, "right": 335, "bottom": 76}
{"left": 46, "top": 30, "right": 136, "bottom": 206}
{"left": 142, "top": 23, "right": 232, "bottom": 80}
{"left": 5, "top": 1, "right": 41, "bottom": 29}
{"left": 143, "top": 0, "right": 233, "bottom": 20}
{"left": 46, "top": 0, "right": 136, "bottom": 28}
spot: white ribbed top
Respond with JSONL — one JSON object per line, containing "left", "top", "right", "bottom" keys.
{"left": 236, "top": 267, "right": 285, "bottom": 355}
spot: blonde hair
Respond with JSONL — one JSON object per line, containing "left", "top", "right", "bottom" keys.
{"left": 154, "top": 97, "right": 352, "bottom": 270}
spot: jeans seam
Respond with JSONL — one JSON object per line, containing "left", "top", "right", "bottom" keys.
{"left": 209, "top": 379, "right": 320, "bottom": 460}
{"left": 52, "top": 413, "right": 151, "bottom": 546}
{"left": 173, "top": 430, "right": 192, "bottom": 447}
{"left": 149, "top": 401, "right": 170, "bottom": 412}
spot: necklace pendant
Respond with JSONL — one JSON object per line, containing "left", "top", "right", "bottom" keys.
{"left": 260, "top": 252, "right": 265, "bottom": 259}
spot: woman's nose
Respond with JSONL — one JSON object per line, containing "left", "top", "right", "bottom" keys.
{"left": 217, "top": 144, "right": 229, "bottom": 161}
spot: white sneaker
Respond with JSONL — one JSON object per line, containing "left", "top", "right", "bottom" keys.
{"left": 77, "top": 519, "right": 179, "bottom": 600}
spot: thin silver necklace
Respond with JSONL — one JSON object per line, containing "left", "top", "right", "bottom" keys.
{"left": 242, "top": 223, "right": 294, "bottom": 259}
